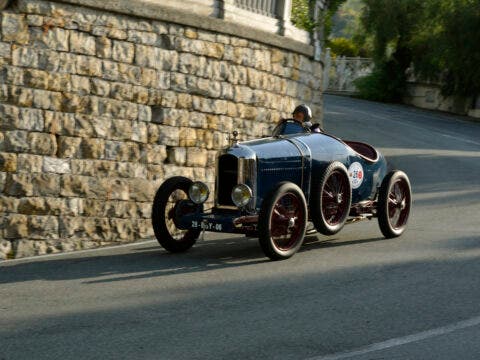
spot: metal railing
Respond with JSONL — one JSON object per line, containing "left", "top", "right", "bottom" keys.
{"left": 234, "top": 0, "right": 277, "bottom": 17}
{"left": 323, "top": 50, "right": 374, "bottom": 93}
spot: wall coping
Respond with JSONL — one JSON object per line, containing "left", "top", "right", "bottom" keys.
{"left": 48, "top": 0, "right": 315, "bottom": 58}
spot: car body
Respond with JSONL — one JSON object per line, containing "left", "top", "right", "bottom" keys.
{"left": 152, "top": 119, "right": 412, "bottom": 260}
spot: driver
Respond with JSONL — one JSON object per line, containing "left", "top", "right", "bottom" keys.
{"left": 292, "top": 104, "right": 323, "bottom": 133}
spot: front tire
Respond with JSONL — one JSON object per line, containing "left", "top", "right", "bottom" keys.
{"left": 311, "top": 162, "right": 352, "bottom": 235}
{"left": 377, "top": 170, "right": 412, "bottom": 238}
{"left": 151, "top": 176, "right": 202, "bottom": 253}
{"left": 258, "top": 182, "right": 307, "bottom": 260}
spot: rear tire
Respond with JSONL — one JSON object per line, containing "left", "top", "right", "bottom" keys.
{"left": 377, "top": 170, "right": 412, "bottom": 238}
{"left": 151, "top": 176, "right": 202, "bottom": 253}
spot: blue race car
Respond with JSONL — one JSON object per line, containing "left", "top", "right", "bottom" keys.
{"left": 152, "top": 119, "right": 412, "bottom": 260}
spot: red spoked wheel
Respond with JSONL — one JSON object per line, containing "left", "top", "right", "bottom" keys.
{"left": 311, "top": 162, "right": 352, "bottom": 235}
{"left": 152, "top": 177, "right": 202, "bottom": 253}
{"left": 378, "top": 170, "right": 412, "bottom": 238}
{"left": 258, "top": 182, "right": 307, "bottom": 260}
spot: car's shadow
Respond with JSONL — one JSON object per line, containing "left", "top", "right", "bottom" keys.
{"left": 1, "top": 235, "right": 389, "bottom": 285}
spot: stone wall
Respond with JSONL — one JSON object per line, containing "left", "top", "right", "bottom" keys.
{"left": 0, "top": 0, "right": 323, "bottom": 259}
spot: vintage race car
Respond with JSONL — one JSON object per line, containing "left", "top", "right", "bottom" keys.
{"left": 152, "top": 119, "right": 412, "bottom": 260}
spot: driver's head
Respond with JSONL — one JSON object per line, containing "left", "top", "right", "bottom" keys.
{"left": 292, "top": 104, "right": 312, "bottom": 123}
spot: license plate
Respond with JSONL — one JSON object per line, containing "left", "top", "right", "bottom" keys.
{"left": 191, "top": 220, "right": 223, "bottom": 231}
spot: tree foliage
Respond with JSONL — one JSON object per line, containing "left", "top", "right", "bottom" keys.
{"left": 357, "top": 0, "right": 480, "bottom": 101}
{"left": 328, "top": 37, "right": 359, "bottom": 57}
{"left": 291, "top": 0, "right": 348, "bottom": 38}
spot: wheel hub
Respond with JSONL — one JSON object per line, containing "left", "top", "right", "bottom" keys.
{"left": 287, "top": 217, "right": 296, "bottom": 232}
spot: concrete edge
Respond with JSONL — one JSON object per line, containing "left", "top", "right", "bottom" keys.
{"left": 50, "top": 0, "right": 315, "bottom": 58}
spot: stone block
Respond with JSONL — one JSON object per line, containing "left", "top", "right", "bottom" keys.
{"left": 112, "top": 40, "right": 135, "bottom": 63}
{"left": 76, "top": 55, "right": 102, "bottom": 77}
{"left": 140, "top": 144, "right": 167, "bottom": 165}
{"left": 9, "top": 86, "right": 34, "bottom": 107}
{"left": 163, "top": 164, "right": 193, "bottom": 179}
{"left": 152, "top": 107, "right": 187, "bottom": 126}
{"left": 110, "top": 82, "right": 133, "bottom": 102}
{"left": 70, "top": 75, "right": 91, "bottom": 95}
{"left": 127, "top": 30, "right": 158, "bottom": 46}
{"left": 128, "top": 178, "right": 155, "bottom": 202}
{"left": 167, "top": 146, "right": 186, "bottom": 165}
{"left": 91, "top": 78, "right": 111, "bottom": 97}
{"left": 61, "top": 174, "right": 89, "bottom": 198}
{"left": 44, "top": 111, "right": 75, "bottom": 136}
{"left": 105, "top": 179, "right": 129, "bottom": 201}
{"left": 33, "top": 27, "right": 69, "bottom": 51}
{"left": 178, "top": 127, "right": 197, "bottom": 147}
{"left": 31, "top": 173, "right": 60, "bottom": 196}
{"left": 12, "top": 239, "right": 35, "bottom": 258}
{"left": 150, "top": 124, "right": 178, "bottom": 146}
{"left": 0, "top": 42, "right": 11, "bottom": 58}
{"left": 11, "top": 47, "right": 38, "bottom": 68}
{"left": 110, "top": 218, "right": 135, "bottom": 240}
{"left": 186, "top": 147, "right": 208, "bottom": 167}
{"left": 29, "top": 132, "right": 57, "bottom": 156}
{"left": 137, "top": 105, "right": 152, "bottom": 122}
{"left": 4, "top": 214, "right": 28, "bottom": 239}
{"left": 0, "top": 195, "right": 19, "bottom": 213}
{"left": 18, "top": 197, "right": 48, "bottom": 215}
{"left": 0, "top": 152, "right": 17, "bottom": 172}
{"left": 0, "top": 240, "right": 12, "bottom": 260}
{"left": 137, "top": 219, "right": 154, "bottom": 239}
{"left": 2, "top": 12, "right": 29, "bottom": 44}
{"left": 28, "top": 216, "right": 59, "bottom": 239}
{"left": 69, "top": 30, "right": 96, "bottom": 55}
{"left": 18, "top": 108, "right": 44, "bottom": 131}
{"left": 16, "top": 154, "right": 43, "bottom": 173}
{"left": 81, "top": 138, "right": 105, "bottom": 159}
{"left": 4, "top": 130, "right": 29, "bottom": 153}
{"left": 160, "top": 91, "right": 177, "bottom": 108}
{"left": 132, "top": 86, "right": 149, "bottom": 105}
{"left": 146, "top": 164, "right": 164, "bottom": 180}
{"left": 43, "top": 157, "right": 71, "bottom": 174}
{"left": 95, "top": 36, "right": 112, "bottom": 58}
{"left": 131, "top": 121, "right": 148, "bottom": 143}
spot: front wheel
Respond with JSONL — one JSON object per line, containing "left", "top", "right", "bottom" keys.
{"left": 151, "top": 176, "right": 202, "bottom": 253}
{"left": 377, "top": 170, "right": 412, "bottom": 238}
{"left": 258, "top": 182, "right": 307, "bottom": 260}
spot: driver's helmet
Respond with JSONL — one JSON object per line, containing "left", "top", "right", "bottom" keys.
{"left": 292, "top": 104, "right": 312, "bottom": 122}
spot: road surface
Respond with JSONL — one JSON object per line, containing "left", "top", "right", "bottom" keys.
{"left": 1, "top": 95, "right": 480, "bottom": 360}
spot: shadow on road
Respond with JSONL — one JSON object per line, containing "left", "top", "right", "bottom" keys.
{"left": 0, "top": 235, "right": 391, "bottom": 285}
{"left": 2, "top": 237, "right": 480, "bottom": 360}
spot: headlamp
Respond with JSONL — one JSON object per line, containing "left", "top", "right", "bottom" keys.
{"left": 188, "top": 181, "right": 209, "bottom": 204}
{"left": 231, "top": 184, "right": 252, "bottom": 208}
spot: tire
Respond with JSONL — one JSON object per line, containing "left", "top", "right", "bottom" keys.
{"left": 377, "top": 170, "right": 412, "bottom": 238}
{"left": 151, "top": 176, "right": 202, "bottom": 253}
{"left": 258, "top": 182, "right": 307, "bottom": 260}
{"left": 311, "top": 162, "right": 352, "bottom": 235}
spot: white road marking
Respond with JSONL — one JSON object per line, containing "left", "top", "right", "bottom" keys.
{"left": 306, "top": 315, "right": 480, "bottom": 360}
{"left": 0, "top": 240, "right": 157, "bottom": 265}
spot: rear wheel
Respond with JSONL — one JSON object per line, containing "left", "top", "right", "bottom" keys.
{"left": 151, "top": 177, "right": 202, "bottom": 253}
{"left": 377, "top": 170, "right": 412, "bottom": 238}
{"left": 258, "top": 182, "right": 307, "bottom": 260}
{"left": 311, "top": 162, "right": 352, "bottom": 235}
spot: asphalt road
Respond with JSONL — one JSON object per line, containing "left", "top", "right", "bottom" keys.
{"left": 1, "top": 95, "right": 480, "bottom": 360}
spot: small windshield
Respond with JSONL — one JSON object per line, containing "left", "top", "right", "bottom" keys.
{"left": 272, "top": 119, "right": 309, "bottom": 137}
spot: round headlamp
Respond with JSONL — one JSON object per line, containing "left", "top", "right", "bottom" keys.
{"left": 231, "top": 184, "right": 252, "bottom": 208}
{"left": 188, "top": 181, "right": 209, "bottom": 204}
